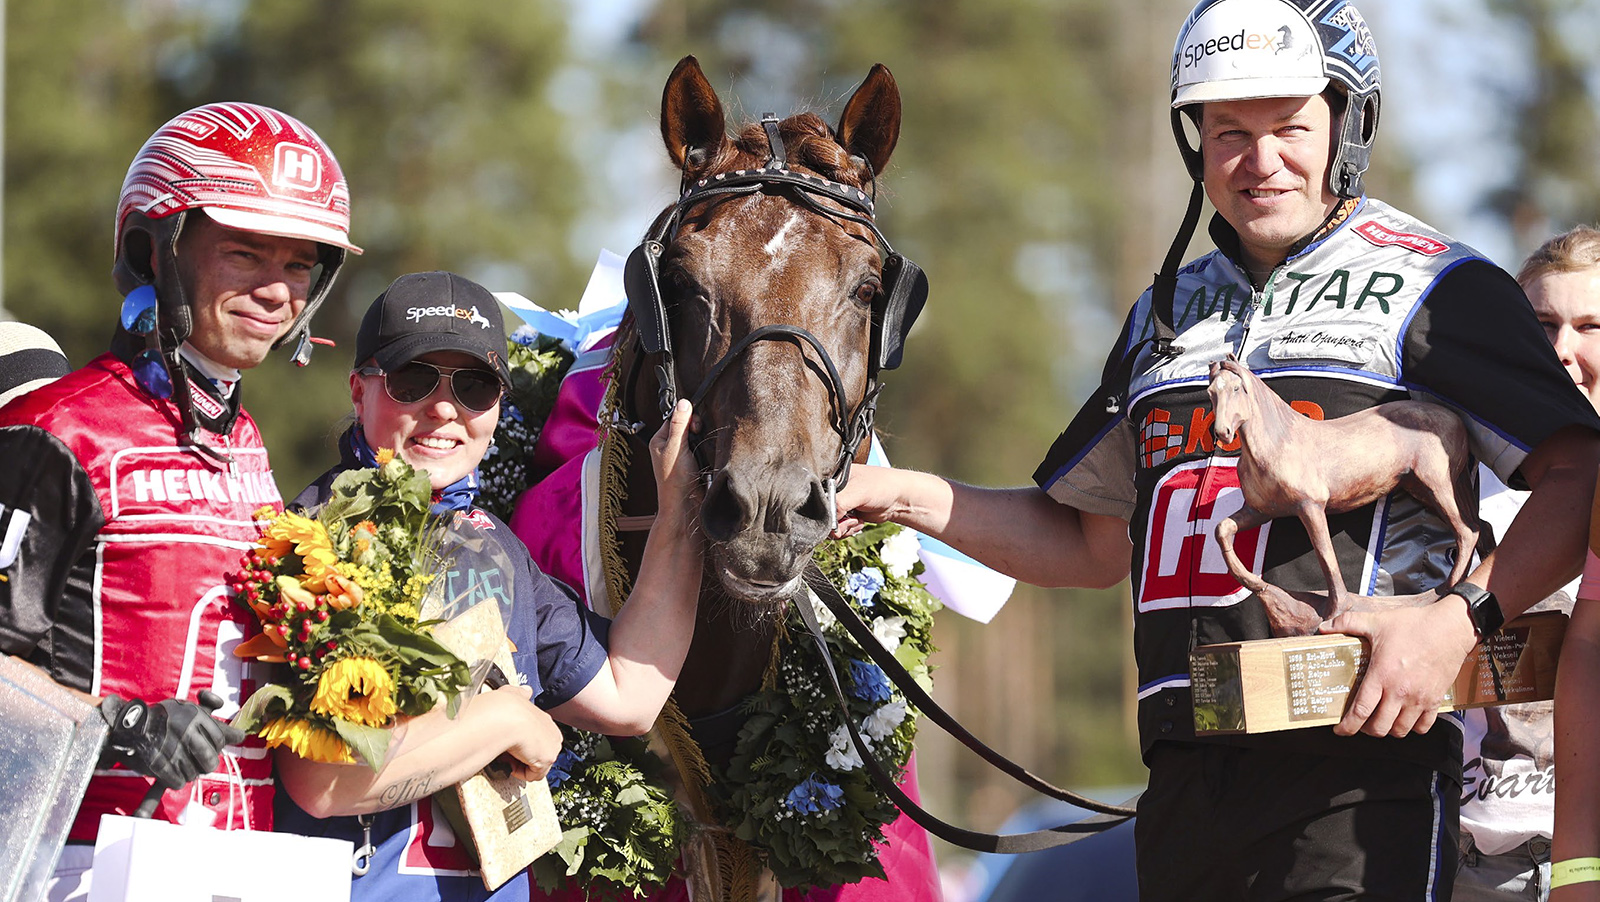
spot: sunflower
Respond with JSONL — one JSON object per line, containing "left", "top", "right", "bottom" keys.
{"left": 260, "top": 512, "right": 340, "bottom": 590}
{"left": 311, "top": 657, "right": 398, "bottom": 727}
{"left": 259, "top": 717, "right": 353, "bottom": 764}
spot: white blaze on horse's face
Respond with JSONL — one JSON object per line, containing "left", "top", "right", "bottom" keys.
{"left": 762, "top": 211, "right": 802, "bottom": 261}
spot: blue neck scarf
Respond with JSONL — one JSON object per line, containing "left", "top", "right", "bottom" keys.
{"left": 340, "top": 425, "right": 480, "bottom": 514}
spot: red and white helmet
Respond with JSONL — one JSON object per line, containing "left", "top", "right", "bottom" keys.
{"left": 113, "top": 102, "right": 361, "bottom": 362}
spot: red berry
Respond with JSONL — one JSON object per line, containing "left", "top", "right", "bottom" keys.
{"left": 316, "top": 610, "right": 330, "bottom": 622}
{"left": 297, "top": 657, "right": 312, "bottom": 670}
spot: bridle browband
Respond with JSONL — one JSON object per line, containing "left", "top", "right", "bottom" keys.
{"left": 622, "top": 113, "right": 926, "bottom": 489}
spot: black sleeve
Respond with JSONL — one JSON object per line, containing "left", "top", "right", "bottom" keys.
{"left": 0, "top": 426, "right": 105, "bottom": 674}
{"left": 1402, "top": 259, "right": 1600, "bottom": 486}
{"left": 1033, "top": 304, "right": 1138, "bottom": 489}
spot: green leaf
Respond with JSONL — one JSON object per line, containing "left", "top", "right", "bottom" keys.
{"left": 232, "top": 683, "right": 294, "bottom": 734}
{"left": 331, "top": 719, "right": 394, "bottom": 773}
{"left": 611, "top": 784, "right": 651, "bottom": 808}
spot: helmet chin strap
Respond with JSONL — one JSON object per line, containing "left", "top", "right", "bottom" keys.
{"left": 274, "top": 245, "right": 348, "bottom": 366}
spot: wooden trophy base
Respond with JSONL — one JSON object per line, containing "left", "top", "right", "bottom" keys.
{"left": 1191, "top": 610, "right": 1566, "bottom": 735}
{"left": 430, "top": 601, "right": 563, "bottom": 889}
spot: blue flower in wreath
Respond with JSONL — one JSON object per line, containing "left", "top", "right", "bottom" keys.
{"left": 845, "top": 567, "right": 885, "bottom": 608}
{"left": 510, "top": 324, "right": 540, "bottom": 347}
{"left": 547, "top": 748, "right": 581, "bottom": 789}
{"left": 786, "top": 774, "right": 845, "bottom": 815}
{"left": 847, "top": 659, "right": 893, "bottom": 704}
{"left": 503, "top": 402, "right": 525, "bottom": 424}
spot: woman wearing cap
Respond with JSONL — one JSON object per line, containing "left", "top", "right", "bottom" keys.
{"left": 273, "top": 271, "right": 703, "bottom": 901}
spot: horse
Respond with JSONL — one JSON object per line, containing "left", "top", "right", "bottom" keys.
{"left": 512, "top": 56, "right": 938, "bottom": 901}
{"left": 1207, "top": 356, "right": 1479, "bottom": 636}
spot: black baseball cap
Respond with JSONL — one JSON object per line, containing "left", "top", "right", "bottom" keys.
{"left": 353, "top": 271, "right": 510, "bottom": 385}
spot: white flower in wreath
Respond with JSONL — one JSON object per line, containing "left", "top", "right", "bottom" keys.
{"left": 870, "top": 615, "right": 907, "bottom": 653}
{"left": 807, "top": 586, "right": 837, "bottom": 632}
{"left": 863, "top": 698, "right": 909, "bottom": 741}
{"left": 879, "top": 528, "right": 921, "bottom": 579}
{"left": 825, "top": 724, "right": 866, "bottom": 771}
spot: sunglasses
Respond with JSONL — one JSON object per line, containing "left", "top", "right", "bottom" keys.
{"left": 357, "top": 361, "right": 504, "bottom": 413}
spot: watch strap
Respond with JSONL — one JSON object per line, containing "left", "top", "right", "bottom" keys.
{"left": 1450, "top": 581, "right": 1504, "bottom": 637}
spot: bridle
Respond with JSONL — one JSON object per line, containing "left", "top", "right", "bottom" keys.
{"left": 621, "top": 113, "right": 927, "bottom": 489}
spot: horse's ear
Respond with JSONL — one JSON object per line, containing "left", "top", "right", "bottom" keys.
{"left": 837, "top": 64, "right": 901, "bottom": 176}
{"left": 661, "top": 55, "right": 727, "bottom": 174}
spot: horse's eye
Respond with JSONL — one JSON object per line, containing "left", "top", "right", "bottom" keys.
{"left": 853, "top": 280, "right": 880, "bottom": 306}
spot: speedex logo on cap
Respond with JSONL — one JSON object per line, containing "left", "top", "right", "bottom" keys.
{"left": 405, "top": 305, "right": 493, "bottom": 329}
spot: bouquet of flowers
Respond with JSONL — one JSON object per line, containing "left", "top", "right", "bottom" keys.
{"left": 230, "top": 454, "right": 472, "bottom": 769}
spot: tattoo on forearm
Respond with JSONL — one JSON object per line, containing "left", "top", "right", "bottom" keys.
{"left": 378, "top": 771, "right": 436, "bottom": 807}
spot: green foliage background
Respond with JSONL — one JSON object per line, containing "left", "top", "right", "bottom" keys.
{"left": 5, "top": 0, "right": 1597, "bottom": 876}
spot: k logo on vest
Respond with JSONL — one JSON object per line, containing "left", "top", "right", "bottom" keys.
{"left": 1140, "top": 459, "right": 1269, "bottom": 612}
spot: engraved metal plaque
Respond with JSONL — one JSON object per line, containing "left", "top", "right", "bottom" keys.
{"left": 1282, "top": 643, "right": 1364, "bottom": 723}
{"left": 502, "top": 795, "right": 532, "bottom": 833}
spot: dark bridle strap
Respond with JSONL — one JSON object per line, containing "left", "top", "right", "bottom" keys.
{"left": 684, "top": 324, "right": 873, "bottom": 486}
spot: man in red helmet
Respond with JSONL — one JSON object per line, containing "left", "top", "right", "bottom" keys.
{"left": 0, "top": 102, "right": 360, "bottom": 898}
{"left": 835, "top": 0, "right": 1600, "bottom": 898}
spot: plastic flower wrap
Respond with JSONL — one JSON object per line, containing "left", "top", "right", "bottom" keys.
{"left": 229, "top": 455, "right": 472, "bottom": 769}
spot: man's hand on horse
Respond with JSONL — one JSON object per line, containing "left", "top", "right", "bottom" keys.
{"left": 650, "top": 399, "right": 703, "bottom": 515}
{"left": 831, "top": 463, "right": 902, "bottom": 538}
{"left": 1320, "top": 599, "right": 1478, "bottom": 738}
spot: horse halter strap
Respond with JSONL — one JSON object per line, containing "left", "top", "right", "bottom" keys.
{"left": 623, "top": 113, "right": 927, "bottom": 486}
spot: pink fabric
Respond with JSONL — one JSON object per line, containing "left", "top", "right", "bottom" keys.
{"left": 1580, "top": 548, "right": 1600, "bottom": 602}
{"left": 512, "top": 345, "right": 941, "bottom": 901}
{"left": 531, "top": 336, "right": 614, "bottom": 477}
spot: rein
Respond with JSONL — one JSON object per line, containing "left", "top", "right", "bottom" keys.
{"left": 797, "top": 566, "right": 1138, "bottom": 852}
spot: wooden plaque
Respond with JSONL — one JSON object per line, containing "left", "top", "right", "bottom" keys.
{"left": 1191, "top": 610, "right": 1566, "bottom": 735}
{"left": 430, "top": 601, "right": 563, "bottom": 890}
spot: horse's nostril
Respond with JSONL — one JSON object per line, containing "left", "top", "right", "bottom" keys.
{"left": 701, "top": 471, "right": 751, "bottom": 543}
{"left": 795, "top": 477, "right": 831, "bottom": 527}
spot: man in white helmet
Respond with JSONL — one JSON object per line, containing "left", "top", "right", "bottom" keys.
{"left": 0, "top": 102, "right": 361, "bottom": 899}
{"left": 833, "top": 0, "right": 1600, "bottom": 897}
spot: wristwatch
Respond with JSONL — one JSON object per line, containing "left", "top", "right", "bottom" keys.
{"left": 1448, "top": 582, "right": 1504, "bottom": 638}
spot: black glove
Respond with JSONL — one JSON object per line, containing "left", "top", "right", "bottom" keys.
{"left": 99, "top": 691, "right": 246, "bottom": 790}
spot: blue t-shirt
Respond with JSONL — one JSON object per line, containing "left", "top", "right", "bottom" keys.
{"left": 274, "top": 457, "right": 609, "bottom": 900}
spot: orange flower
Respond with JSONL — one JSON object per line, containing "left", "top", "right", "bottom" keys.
{"left": 375, "top": 448, "right": 395, "bottom": 466}
{"left": 233, "top": 629, "right": 287, "bottom": 662}
{"left": 324, "top": 572, "right": 365, "bottom": 611}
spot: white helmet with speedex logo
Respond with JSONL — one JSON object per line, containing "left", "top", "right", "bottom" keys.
{"left": 1169, "top": 0, "right": 1381, "bottom": 199}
